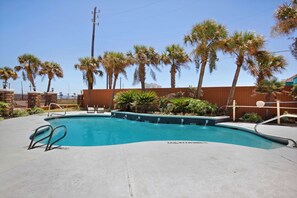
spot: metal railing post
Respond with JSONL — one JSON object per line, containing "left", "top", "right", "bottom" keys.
{"left": 48, "top": 103, "right": 66, "bottom": 117}
{"left": 233, "top": 100, "right": 236, "bottom": 122}
{"left": 277, "top": 100, "right": 280, "bottom": 124}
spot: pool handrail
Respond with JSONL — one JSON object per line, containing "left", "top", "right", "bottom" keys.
{"left": 28, "top": 124, "right": 53, "bottom": 150}
{"left": 28, "top": 124, "right": 67, "bottom": 151}
{"left": 254, "top": 114, "right": 297, "bottom": 147}
{"left": 45, "top": 125, "right": 67, "bottom": 151}
{"left": 48, "top": 103, "right": 66, "bottom": 117}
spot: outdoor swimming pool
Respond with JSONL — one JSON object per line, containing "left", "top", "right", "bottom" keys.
{"left": 35, "top": 116, "right": 283, "bottom": 149}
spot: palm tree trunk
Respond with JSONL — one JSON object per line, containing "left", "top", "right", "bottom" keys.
{"left": 108, "top": 74, "right": 113, "bottom": 89}
{"left": 88, "top": 82, "right": 93, "bottom": 106}
{"left": 110, "top": 75, "right": 118, "bottom": 110}
{"left": 226, "top": 65, "right": 241, "bottom": 106}
{"left": 139, "top": 64, "right": 146, "bottom": 91}
{"left": 170, "top": 64, "right": 176, "bottom": 88}
{"left": 46, "top": 79, "right": 52, "bottom": 93}
{"left": 196, "top": 60, "right": 207, "bottom": 99}
{"left": 88, "top": 81, "right": 93, "bottom": 90}
{"left": 27, "top": 73, "right": 36, "bottom": 91}
{"left": 27, "top": 73, "right": 37, "bottom": 91}
{"left": 3, "top": 80, "right": 7, "bottom": 89}
{"left": 32, "top": 81, "right": 36, "bottom": 91}
{"left": 44, "top": 79, "right": 52, "bottom": 106}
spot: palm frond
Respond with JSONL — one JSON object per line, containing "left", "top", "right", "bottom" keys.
{"left": 209, "top": 50, "right": 218, "bottom": 73}
{"left": 150, "top": 69, "right": 157, "bottom": 81}
{"left": 22, "top": 71, "right": 27, "bottom": 81}
{"left": 194, "top": 56, "right": 201, "bottom": 72}
{"left": 133, "top": 67, "right": 139, "bottom": 85}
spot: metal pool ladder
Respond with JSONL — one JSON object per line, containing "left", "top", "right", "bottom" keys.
{"left": 48, "top": 103, "right": 66, "bottom": 117}
{"left": 28, "top": 124, "right": 67, "bottom": 151}
{"left": 254, "top": 114, "right": 297, "bottom": 147}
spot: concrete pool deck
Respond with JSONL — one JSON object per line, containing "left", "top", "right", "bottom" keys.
{"left": 0, "top": 113, "right": 296, "bottom": 198}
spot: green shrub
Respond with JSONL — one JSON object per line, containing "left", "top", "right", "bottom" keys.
{"left": 113, "top": 90, "right": 218, "bottom": 116}
{"left": 114, "top": 90, "right": 158, "bottom": 113}
{"left": 133, "top": 91, "right": 158, "bottom": 113}
{"left": 27, "top": 107, "right": 45, "bottom": 115}
{"left": 187, "top": 98, "right": 218, "bottom": 116}
{"left": 170, "top": 97, "right": 190, "bottom": 114}
{"left": 134, "top": 91, "right": 157, "bottom": 105}
{"left": 0, "top": 117, "right": 3, "bottom": 121}
{"left": 0, "top": 101, "right": 10, "bottom": 117}
{"left": 159, "top": 97, "right": 169, "bottom": 113}
{"left": 12, "top": 109, "right": 29, "bottom": 117}
{"left": 114, "top": 90, "right": 140, "bottom": 111}
{"left": 160, "top": 97, "right": 218, "bottom": 116}
{"left": 240, "top": 113, "right": 263, "bottom": 123}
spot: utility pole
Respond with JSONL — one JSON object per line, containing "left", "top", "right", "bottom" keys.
{"left": 89, "top": 7, "right": 99, "bottom": 106}
{"left": 91, "top": 7, "right": 99, "bottom": 58}
{"left": 91, "top": 7, "right": 108, "bottom": 89}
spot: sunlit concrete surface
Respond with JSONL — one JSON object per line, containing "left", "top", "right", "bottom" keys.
{"left": 218, "top": 122, "right": 297, "bottom": 146}
{"left": 0, "top": 113, "right": 296, "bottom": 198}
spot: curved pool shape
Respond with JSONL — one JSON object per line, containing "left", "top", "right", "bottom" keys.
{"left": 40, "top": 116, "right": 282, "bottom": 149}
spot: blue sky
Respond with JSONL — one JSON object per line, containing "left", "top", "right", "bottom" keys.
{"left": 0, "top": 0, "right": 296, "bottom": 95}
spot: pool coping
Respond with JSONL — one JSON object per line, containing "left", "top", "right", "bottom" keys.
{"left": 216, "top": 123, "right": 289, "bottom": 146}
{"left": 44, "top": 113, "right": 110, "bottom": 121}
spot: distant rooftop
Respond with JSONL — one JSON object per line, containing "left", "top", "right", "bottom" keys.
{"left": 282, "top": 74, "right": 297, "bottom": 86}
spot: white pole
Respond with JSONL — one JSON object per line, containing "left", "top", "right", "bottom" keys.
{"left": 233, "top": 100, "right": 236, "bottom": 122}
{"left": 277, "top": 100, "right": 280, "bottom": 124}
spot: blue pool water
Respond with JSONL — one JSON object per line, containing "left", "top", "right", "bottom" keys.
{"left": 40, "top": 116, "right": 282, "bottom": 149}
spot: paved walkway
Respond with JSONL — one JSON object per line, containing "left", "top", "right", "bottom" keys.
{"left": 0, "top": 113, "right": 296, "bottom": 198}
{"left": 217, "top": 122, "right": 297, "bottom": 147}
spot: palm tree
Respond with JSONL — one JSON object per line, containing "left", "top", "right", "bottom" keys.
{"left": 255, "top": 77, "right": 285, "bottom": 118}
{"left": 74, "top": 57, "right": 103, "bottom": 105}
{"left": 161, "top": 44, "right": 190, "bottom": 88}
{"left": 184, "top": 19, "right": 228, "bottom": 98}
{"left": 15, "top": 54, "right": 41, "bottom": 91}
{"left": 256, "top": 78, "right": 285, "bottom": 101}
{"left": 0, "top": 67, "right": 18, "bottom": 89}
{"left": 222, "top": 31, "right": 265, "bottom": 106}
{"left": 128, "top": 45, "right": 160, "bottom": 91}
{"left": 271, "top": 0, "right": 297, "bottom": 59}
{"left": 74, "top": 57, "right": 103, "bottom": 90}
{"left": 272, "top": 0, "right": 297, "bottom": 35}
{"left": 39, "top": 61, "right": 64, "bottom": 93}
{"left": 247, "top": 50, "right": 287, "bottom": 84}
{"left": 98, "top": 55, "right": 113, "bottom": 90}
{"left": 101, "top": 52, "right": 132, "bottom": 109}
